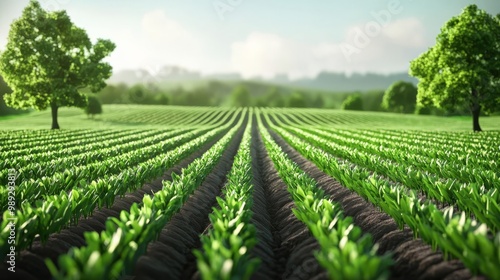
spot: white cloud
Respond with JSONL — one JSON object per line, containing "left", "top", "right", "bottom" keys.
{"left": 107, "top": 10, "right": 205, "bottom": 73}
{"left": 141, "top": 10, "right": 194, "bottom": 44}
{"left": 231, "top": 17, "right": 429, "bottom": 79}
{"left": 382, "top": 18, "right": 426, "bottom": 47}
{"left": 231, "top": 33, "right": 316, "bottom": 79}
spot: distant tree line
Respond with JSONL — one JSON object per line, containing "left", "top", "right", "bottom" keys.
{"left": 93, "top": 81, "right": 332, "bottom": 108}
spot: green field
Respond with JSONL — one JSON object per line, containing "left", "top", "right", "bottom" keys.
{"left": 1, "top": 106, "right": 500, "bottom": 279}
{"left": 1, "top": 104, "right": 500, "bottom": 131}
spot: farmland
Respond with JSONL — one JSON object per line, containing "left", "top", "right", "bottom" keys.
{"left": 1, "top": 105, "right": 500, "bottom": 280}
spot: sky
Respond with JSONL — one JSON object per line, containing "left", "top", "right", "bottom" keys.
{"left": 0, "top": 0, "right": 499, "bottom": 80}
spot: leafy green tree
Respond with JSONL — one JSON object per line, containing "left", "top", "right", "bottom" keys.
{"left": 128, "top": 85, "right": 148, "bottom": 104}
{"left": 341, "top": 94, "right": 363, "bottom": 111}
{"left": 155, "top": 93, "right": 170, "bottom": 105}
{"left": 84, "top": 95, "right": 102, "bottom": 118}
{"left": 382, "top": 81, "right": 417, "bottom": 114}
{"left": 409, "top": 5, "right": 500, "bottom": 131}
{"left": 287, "top": 91, "right": 306, "bottom": 108}
{"left": 230, "top": 85, "right": 251, "bottom": 107}
{"left": 0, "top": 1, "right": 115, "bottom": 129}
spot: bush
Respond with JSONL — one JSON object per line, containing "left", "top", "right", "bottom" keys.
{"left": 85, "top": 95, "right": 102, "bottom": 118}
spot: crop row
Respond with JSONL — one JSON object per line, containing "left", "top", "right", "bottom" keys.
{"left": 257, "top": 110, "right": 393, "bottom": 279}
{"left": 48, "top": 109, "right": 247, "bottom": 279}
{"left": 277, "top": 124, "right": 500, "bottom": 227}
{"left": 263, "top": 112, "right": 500, "bottom": 279}
{"left": 0, "top": 109, "right": 242, "bottom": 256}
{"left": 194, "top": 111, "right": 259, "bottom": 280}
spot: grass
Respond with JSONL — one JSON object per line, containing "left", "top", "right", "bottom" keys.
{"left": 0, "top": 104, "right": 499, "bottom": 131}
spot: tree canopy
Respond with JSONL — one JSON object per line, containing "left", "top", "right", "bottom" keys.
{"left": 287, "top": 91, "right": 307, "bottom": 108}
{"left": 382, "top": 81, "right": 417, "bottom": 114}
{"left": 230, "top": 85, "right": 251, "bottom": 107}
{"left": 409, "top": 4, "right": 500, "bottom": 131}
{"left": 0, "top": 0, "right": 115, "bottom": 128}
{"left": 341, "top": 94, "right": 363, "bottom": 111}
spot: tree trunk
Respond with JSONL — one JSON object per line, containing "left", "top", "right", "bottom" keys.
{"left": 472, "top": 105, "right": 482, "bottom": 132}
{"left": 51, "top": 102, "right": 60, "bottom": 129}
{"left": 471, "top": 90, "right": 482, "bottom": 132}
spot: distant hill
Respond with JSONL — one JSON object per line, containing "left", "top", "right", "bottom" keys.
{"left": 281, "top": 72, "right": 418, "bottom": 92}
{"left": 108, "top": 66, "right": 417, "bottom": 92}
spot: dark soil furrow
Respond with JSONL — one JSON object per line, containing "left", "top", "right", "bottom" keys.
{"left": 255, "top": 126, "right": 326, "bottom": 280}
{"left": 133, "top": 122, "right": 245, "bottom": 280}
{"left": 267, "top": 127, "right": 483, "bottom": 280}
{"left": 248, "top": 121, "right": 278, "bottom": 280}
{"left": 6, "top": 129, "right": 229, "bottom": 280}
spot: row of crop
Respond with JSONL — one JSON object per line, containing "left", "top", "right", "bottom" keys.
{"left": 287, "top": 110, "right": 500, "bottom": 170}
{"left": 340, "top": 129, "right": 499, "bottom": 171}
{"left": 269, "top": 112, "right": 500, "bottom": 228}
{"left": 275, "top": 109, "right": 500, "bottom": 147}
{"left": 281, "top": 124, "right": 500, "bottom": 232}
{"left": 106, "top": 107, "right": 230, "bottom": 126}
{"left": 0, "top": 129, "right": 177, "bottom": 182}
{"left": 0, "top": 129, "right": 157, "bottom": 165}
{"left": 323, "top": 128, "right": 499, "bottom": 180}
{"left": 348, "top": 129, "right": 500, "bottom": 166}
{"left": 100, "top": 107, "right": 207, "bottom": 125}
{"left": 143, "top": 108, "right": 224, "bottom": 126}
{"left": 364, "top": 128, "right": 500, "bottom": 150}
{"left": 264, "top": 113, "right": 500, "bottom": 279}
{"left": 0, "top": 129, "right": 96, "bottom": 146}
{"left": 301, "top": 125, "right": 499, "bottom": 192}
{"left": 280, "top": 109, "right": 407, "bottom": 126}
{"left": 257, "top": 110, "right": 393, "bottom": 279}
{"left": 0, "top": 129, "right": 136, "bottom": 156}
{"left": 0, "top": 109, "right": 235, "bottom": 206}
{"left": 0, "top": 128, "right": 197, "bottom": 212}
{"left": 0, "top": 110, "right": 242, "bottom": 256}
{"left": 48, "top": 109, "right": 247, "bottom": 280}
{"left": 194, "top": 111, "right": 260, "bottom": 280}
{"left": 197, "top": 109, "right": 231, "bottom": 127}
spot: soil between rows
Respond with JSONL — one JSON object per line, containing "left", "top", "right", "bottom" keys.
{"left": 253, "top": 124, "right": 327, "bottom": 280}
{"left": 265, "top": 122, "right": 483, "bottom": 280}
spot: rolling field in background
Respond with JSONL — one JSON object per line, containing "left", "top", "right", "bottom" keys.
{"left": 1, "top": 106, "right": 499, "bottom": 279}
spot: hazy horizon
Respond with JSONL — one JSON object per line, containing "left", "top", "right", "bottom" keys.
{"left": 1, "top": 0, "right": 499, "bottom": 80}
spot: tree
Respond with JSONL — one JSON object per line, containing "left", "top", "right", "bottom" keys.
{"left": 287, "top": 91, "right": 307, "bottom": 108}
{"left": 230, "top": 85, "right": 251, "bottom": 107}
{"left": 264, "top": 87, "right": 285, "bottom": 107}
{"left": 155, "top": 93, "right": 170, "bottom": 105}
{"left": 84, "top": 95, "right": 102, "bottom": 118}
{"left": 409, "top": 5, "right": 500, "bottom": 131}
{"left": 0, "top": 1, "right": 115, "bottom": 129}
{"left": 381, "top": 81, "right": 417, "bottom": 114}
{"left": 128, "top": 84, "right": 148, "bottom": 104}
{"left": 341, "top": 94, "right": 363, "bottom": 111}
